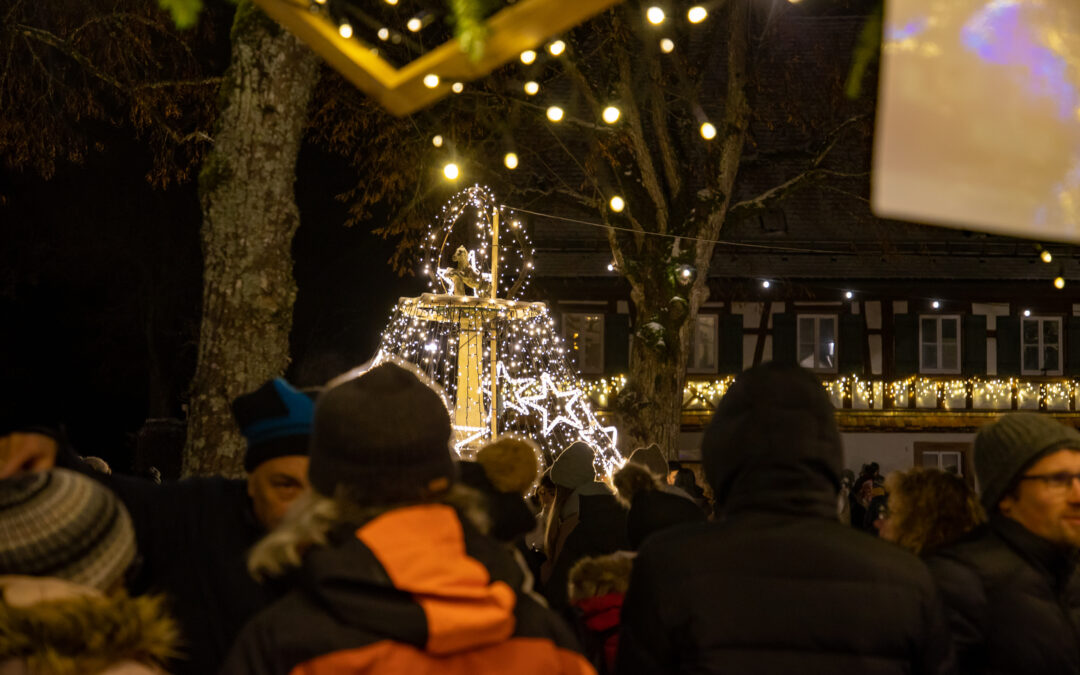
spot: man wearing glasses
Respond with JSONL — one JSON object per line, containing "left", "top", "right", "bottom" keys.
{"left": 927, "top": 413, "right": 1080, "bottom": 675}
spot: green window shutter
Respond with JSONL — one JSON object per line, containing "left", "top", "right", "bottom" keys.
{"left": 718, "top": 314, "right": 744, "bottom": 374}
{"left": 838, "top": 314, "right": 865, "bottom": 375}
{"left": 894, "top": 314, "right": 918, "bottom": 377}
{"left": 604, "top": 313, "right": 630, "bottom": 375}
{"left": 1065, "top": 317, "right": 1080, "bottom": 376}
{"left": 772, "top": 313, "right": 796, "bottom": 364}
{"left": 997, "top": 315, "right": 1021, "bottom": 377}
{"left": 963, "top": 314, "right": 988, "bottom": 376}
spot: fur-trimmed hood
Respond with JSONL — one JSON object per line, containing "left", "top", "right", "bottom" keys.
{"left": 568, "top": 551, "right": 635, "bottom": 603}
{"left": 0, "top": 576, "right": 177, "bottom": 675}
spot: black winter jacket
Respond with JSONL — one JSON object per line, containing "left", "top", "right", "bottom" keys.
{"left": 543, "top": 488, "right": 629, "bottom": 611}
{"left": 616, "top": 362, "right": 955, "bottom": 675}
{"left": 925, "top": 515, "right": 1080, "bottom": 674}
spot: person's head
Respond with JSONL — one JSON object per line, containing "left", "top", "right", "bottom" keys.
{"left": 0, "top": 469, "right": 136, "bottom": 593}
{"left": 879, "top": 468, "right": 984, "bottom": 554}
{"left": 701, "top": 362, "right": 842, "bottom": 515}
{"left": 975, "top": 413, "right": 1080, "bottom": 548}
{"left": 840, "top": 469, "right": 855, "bottom": 491}
{"left": 549, "top": 441, "right": 597, "bottom": 491}
{"left": 628, "top": 444, "right": 668, "bottom": 477}
{"left": 667, "top": 460, "right": 682, "bottom": 486}
{"left": 458, "top": 436, "right": 540, "bottom": 542}
{"left": 232, "top": 378, "right": 317, "bottom": 530}
{"left": 614, "top": 462, "right": 706, "bottom": 549}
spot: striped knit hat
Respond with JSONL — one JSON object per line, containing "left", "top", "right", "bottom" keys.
{"left": 0, "top": 469, "right": 136, "bottom": 591}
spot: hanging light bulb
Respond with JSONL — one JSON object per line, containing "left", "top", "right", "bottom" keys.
{"left": 762, "top": 280, "right": 771, "bottom": 289}
{"left": 932, "top": 300, "right": 941, "bottom": 309}
{"left": 646, "top": 6, "right": 666, "bottom": 25}
{"left": 338, "top": 22, "right": 353, "bottom": 39}
{"left": 548, "top": 40, "right": 566, "bottom": 56}
{"left": 521, "top": 50, "right": 537, "bottom": 64}
{"left": 407, "top": 17, "right": 422, "bottom": 32}
{"left": 523, "top": 81, "right": 540, "bottom": 95}
{"left": 546, "top": 106, "right": 564, "bottom": 122}
{"left": 423, "top": 74, "right": 440, "bottom": 88}
{"left": 1041, "top": 250, "right": 1053, "bottom": 263}
{"left": 377, "top": 27, "right": 390, "bottom": 41}
{"left": 688, "top": 6, "right": 707, "bottom": 23}
{"left": 845, "top": 291, "right": 854, "bottom": 299}
{"left": 1055, "top": 276, "right": 1066, "bottom": 289}
{"left": 451, "top": 82, "right": 464, "bottom": 93}
{"left": 700, "top": 122, "right": 717, "bottom": 139}
{"left": 1023, "top": 309, "right": 1031, "bottom": 317}
{"left": 443, "top": 162, "right": 460, "bottom": 180}
{"left": 609, "top": 196, "right": 625, "bottom": 212}
{"left": 504, "top": 152, "right": 519, "bottom": 170}
{"left": 602, "top": 106, "right": 621, "bottom": 124}
{"left": 432, "top": 135, "right": 443, "bottom": 147}
{"left": 660, "top": 38, "right": 675, "bottom": 53}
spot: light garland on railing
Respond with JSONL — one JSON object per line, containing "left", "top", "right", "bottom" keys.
{"left": 584, "top": 374, "right": 1080, "bottom": 412}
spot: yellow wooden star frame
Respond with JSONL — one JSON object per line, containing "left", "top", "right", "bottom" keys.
{"left": 252, "top": 0, "right": 623, "bottom": 116}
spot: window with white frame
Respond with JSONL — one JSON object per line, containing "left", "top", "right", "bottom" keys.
{"left": 1022, "top": 316, "right": 1062, "bottom": 375}
{"left": 920, "top": 315, "right": 961, "bottom": 374}
{"left": 920, "top": 450, "right": 964, "bottom": 476}
{"left": 562, "top": 313, "right": 604, "bottom": 375}
{"left": 797, "top": 315, "right": 838, "bottom": 373}
{"left": 687, "top": 314, "right": 719, "bottom": 374}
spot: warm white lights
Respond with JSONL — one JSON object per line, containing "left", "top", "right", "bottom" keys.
{"left": 1055, "top": 276, "right": 1066, "bottom": 289}
{"left": 338, "top": 22, "right": 353, "bottom": 39}
{"left": 700, "top": 122, "right": 717, "bottom": 139}
{"left": 451, "top": 82, "right": 464, "bottom": 93}
{"left": 646, "top": 6, "right": 665, "bottom": 24}
{"left": 680, "top": 267, "right": 692, "bottom": 279}
{"left": 688, "top": 6, "right": 707, "bottom": 23}
{"left": 521, "top": 50, "right": 537, "bottom": 64}
{"left": 607, "top": 263, "right": 616, "bottom": 272}
{"left": 548, "top": 40, "right": 566, "bottom": 56}
{"left": 932, "top": 300, "right": 941, "bottom": 309}
{"left": 523, "top": 81, "right": 540, "bottom": 95}
{"left": 504, "top": 152, "right": 519, "bottom": 170}
{"left": 762, "top": 280, "right": 771, "bottom": 289}
{"left": 407, "top": 17, "right": 422, "bottom": 32}
{"left": 423, "top": 74, "right": 440, "bottom": 88}
{"left": 546, "top": 106, "right": 564, "bottom": 122}
{"left": 313, "top": 0, "right": 326, "bottom": 5}
{"left": 432, "top": 135, "right": 443, "bottom": 147}
{"left": 1041, "top": 250, "right": 1053, "bottom": 263}
{"left": 377, "top": 27, "right": 389, "bottom": 41}
{"left": 845, "top": 291, "right": 854, "bottom": 299}
{"left": 660, "top": 38, "right": 675, "bottom": 53}
{"left": 443, "top": 163, "right": 460, "bottom": 180}
{"left": 1024, "top": 309, "right": 1032, "bottom": 317}
{"left": 602, "top": 106, "right": 621, "bottom": 124}
{"left": 384, "top": 0, "right": 397, "bottom": 5}
{"left": 609, "top": 196, "right": 625, "bottom": 212}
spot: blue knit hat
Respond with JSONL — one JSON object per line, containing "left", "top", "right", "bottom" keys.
{"left": 231, "top": 378, "right": 316, "bottom": 472}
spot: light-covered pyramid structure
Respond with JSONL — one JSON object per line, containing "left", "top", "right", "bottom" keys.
{"left": 374, "top": 186, "right": 621, "bottom": 474}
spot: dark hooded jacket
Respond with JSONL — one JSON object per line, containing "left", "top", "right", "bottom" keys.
{"left": 925, "top": 514, "right": 1080, "bottom": 674}
{"left": 615, "top": 362, "right": 955, "bottom": 675}
{"left": 221, "top": 504, "right": 595, "bottom": 675}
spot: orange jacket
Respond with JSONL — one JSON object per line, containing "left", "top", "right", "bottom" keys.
{"left": 223, "top": 504, "right": 595, "bottom": 675}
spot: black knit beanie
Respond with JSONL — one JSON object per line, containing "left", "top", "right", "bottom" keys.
{"left": 309, "top": 362, "right": 455, "bottom": 503}
{"left": 232, "top": 378, "right": 316, "bottom": 473}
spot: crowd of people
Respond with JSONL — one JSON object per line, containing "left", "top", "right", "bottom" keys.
{"left": 2, "top": 359, "right": 1079, "bottom": 674}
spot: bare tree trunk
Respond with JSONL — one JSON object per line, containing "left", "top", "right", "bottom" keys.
{"left": 183, "top": 1, "right": 320, "bottom": 476}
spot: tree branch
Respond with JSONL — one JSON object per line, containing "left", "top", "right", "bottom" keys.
{"left": 728, "top": 169, "right": 869, "bottom": 215}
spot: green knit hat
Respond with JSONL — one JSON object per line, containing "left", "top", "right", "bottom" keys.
{"left": 975, "top": 413, "right": 1080, "bottom": 512}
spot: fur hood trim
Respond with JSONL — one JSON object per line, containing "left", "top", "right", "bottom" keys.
{"left": 613, "top": 462, "right": 663, "bottom": 507}
{"left": 0, "top": 582, "right": 178, "bottom": 675}
{"left": 567, "top": 551, "right": 635, "bottom": 603}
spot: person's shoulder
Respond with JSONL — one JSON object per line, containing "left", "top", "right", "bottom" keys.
{"left": 925, "top": 524, "right": 1000, "bottom": 567}
{"left": 634, "top": 519, "right": 713, "bottom": 561}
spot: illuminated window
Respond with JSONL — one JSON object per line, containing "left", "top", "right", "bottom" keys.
{"left": 920, "top": 315, "right": 961, "bottom": 374}
{"left": 562, "top": 313, "right": 604, "bottom": 375}
{"left": 797, "top": 315, "right": 837, "bottom": 373}
{"left": 1021, "top": 316, "right": 1062, "bottom": 375}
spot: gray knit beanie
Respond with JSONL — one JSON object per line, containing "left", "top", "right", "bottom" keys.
{"left": 549, "top": 442, "right": 596, "bottom": 489}
{"left": 975, "top": 413, "right": 1080, "bottom": 511}
{"left": 0, "top": 469, "right": 136, "bottom": 591}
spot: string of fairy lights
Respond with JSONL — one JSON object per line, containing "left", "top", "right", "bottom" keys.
{"left": 585, "top": 374, "right": 1080, "bottom": 412}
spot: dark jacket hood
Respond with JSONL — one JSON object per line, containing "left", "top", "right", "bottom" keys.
{"left": 702, "top": 362, "right": 842, "bottom": 518}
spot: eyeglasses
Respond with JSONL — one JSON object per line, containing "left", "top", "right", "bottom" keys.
{"left": 1019, "top": 472, "right": 1080, "bottom": 492}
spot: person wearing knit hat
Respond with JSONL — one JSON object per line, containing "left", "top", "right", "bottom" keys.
{"left": 0, "top": 376, "right": 316, "bottom": 675}
{"left": 0, "top": 469, "right": 179, "bottom": 675}
{"left": 926, "top": 413, "right": 1080, "bottom": 675}
{"left": 223, "top": 360, "right": 594, "bottom": 675}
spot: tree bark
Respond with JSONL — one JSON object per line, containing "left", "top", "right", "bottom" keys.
{"left": 613, "top": 0, "right": 750, "bottom": 459}
{"left": 183, "top": 1, "right": 320, "bottom": 476}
